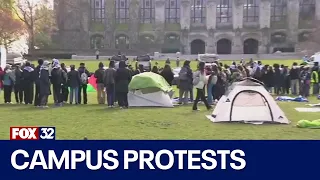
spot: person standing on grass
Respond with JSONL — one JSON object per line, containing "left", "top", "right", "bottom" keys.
{"left": 39, "top": 61, "right": 51, "bottom": 108}
{"left": 178, "top": 60, "right": 193, "bottom": 105}
{"left": 176, "top": 57, "right": 180, "bottom": 67}
{"left": 60, "top": 63, "right": 69, "bottom": 102}
{"left": 273, "top": 64, "right": 282, "bottom": 95}
{"left": 289, "top": 62, "right": 300, "bottom": 95}
{"left": 3, "top": 65, "right": 15, "bottom": 104}
{"left": 96, "top": 49, "right": 100, "bottom": 60}
{"left": 160, "top": 64, "right": 174, "bottom": 86}
{"left": 192, "top": 61, "right": 212, "bottom": 111}
{"left": 300, "top": 66, "right": 311, "bottom": 97}
{"left": 68, "top": 65, "right": 81, "bottom": 105}
{"left": 34, "top": 59, "right": 43, "bottom": 107}
{"left": 94, "top": 62, "right": 105, "bottom": 104}
{"left": 104, "top": 60, "right": 116, "bottom": 107}
{"left": 281, "top": 66, "right": 290, "bottom": 95}
{"left": 78, "top": 63, "right": 90, "bottom": 104}
{"left": 22, "top": 62, "right": 35, "bottom": 105}
{"left": 115, "top": 61, "right": 132, "bottom": 109}
{"left": 51, "top": 59, "right": 64, "bottom": 106}
{"left": 14, "top": 65, "right": 23, "bottom": 104}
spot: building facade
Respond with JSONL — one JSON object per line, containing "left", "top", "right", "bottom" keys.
{"left": 54, "top": 0, "right": 320, "bottom": 54}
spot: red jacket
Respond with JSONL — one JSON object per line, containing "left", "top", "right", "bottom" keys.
{"left": 0, "top": 68, "right": 4, "bottom": 89}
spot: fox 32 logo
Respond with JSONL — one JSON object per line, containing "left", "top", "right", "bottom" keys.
{"left": 10, "top": 127, "right": 56, "bottom": 140}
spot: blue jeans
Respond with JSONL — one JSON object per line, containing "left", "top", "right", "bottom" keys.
{"left": 70, "top": 87, "right": 79, "bottom": 103}
{"left": 207, "top": 83, "right": 214, "bottom": 104}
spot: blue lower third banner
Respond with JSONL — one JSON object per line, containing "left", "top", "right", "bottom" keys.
{"left": 0, "top": 140, "right": 319, "bottom": 180}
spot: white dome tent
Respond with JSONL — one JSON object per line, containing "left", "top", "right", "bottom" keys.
{"left": 206, "top": 78, "right": 290, "bottom": 125}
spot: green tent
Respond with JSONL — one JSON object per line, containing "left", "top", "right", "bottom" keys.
{"left": 129, "top": 72, "right": 172, "bottom": 92}
{"left": 128, "top": 72, "right": 174, "bottom": 107}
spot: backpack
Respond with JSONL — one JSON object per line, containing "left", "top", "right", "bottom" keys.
{"left": 179, "top": 67, "right": 188, "bottom": 80}
{"left": 81, "top": 71, "right": 88, "bottom": 84}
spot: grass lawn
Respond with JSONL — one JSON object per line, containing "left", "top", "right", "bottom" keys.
{"left": 0, "top": 59, "right": 319, "bottom": 140}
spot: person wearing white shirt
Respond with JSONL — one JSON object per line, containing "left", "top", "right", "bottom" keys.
{"left": 192, "top": 62, "right": 212, "bottom": 111}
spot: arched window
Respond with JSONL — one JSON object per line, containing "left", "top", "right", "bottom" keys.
{"left": 217, "top": 0, "right": 232, "bottom": 23}
{"left": 243, "top": 0, "right": 259, "bottom": 22}
{"left": 115, "top": 35, "right": 130, "bottom": 49}
{"left": 90, "top": 0, "right": 106, "bottom": 22}
{"left": 165, "top": 0, "right": 180, "bottom": 23}
{"left": 299, "top": 0, "right": 315, "bottom": 20}
{"left": 140, "top": 0, "right": 155, "bottom": 23}
{"left": 271, "top": 0, "right": 287, "bottom": 22}
{"left": 115, "top": 0, "right": 129, "bottom": 23}
{"left": 191, "top": 0, "right": 206, "bottom": 23}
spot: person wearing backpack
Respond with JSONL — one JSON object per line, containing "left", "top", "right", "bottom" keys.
{"left": 94, "top": 62, "right": 105, "bottom": 104}
{"left": 192, "top": 62, "right": 212, "bottom": 111}
{"left": 78, "top": 63, "right": 90, "bottom": 104}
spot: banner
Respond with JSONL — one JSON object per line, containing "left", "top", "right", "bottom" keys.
{"left": 0, "top": 140, "right": 319, "bottom": 180}
{"left": 0, "top": 45, "right": 6, "bottom": 69}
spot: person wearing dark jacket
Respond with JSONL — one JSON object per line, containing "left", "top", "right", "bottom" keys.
{"left": 273, "top": 64, "right": 282, "bottom": 95}
{"left": 68, "top": 65, "right": 81, "bottom": 104}
{"left": 14, "top": 65, "right": 23, "bottom": 104}
{"left": 104, "top": 61, "right": 116, "bottom": 107}
{"left": 51, "top": 59, "right": 64, "bottom": 106}
{"left": 178, "top": 60, "right": 193, "bottom": 104}
{"left": 39, "top": 61, "right": 51, "bottom": 108}
{"left": 160, "top": 65, "right": 174, "bottom": 86}
{"left": 115, "top": 61, "right": 132, "bottom": 108}
{"left": 134, "top": 64, "right": 144, "bottom": 75}
{"left": 281, "top": 66, "right": 290, "bottom": 94}
{"left": 78, "top": 63, "right": 90, "bottom": 104}
{"left": 60, "top": 63, "right": 69, "bottom": 102}
{"left": 300, "top": 66, "right": 311, "bottom": 97}
{"left": 22, "top": 62, "right": 35, "bottom": 105}
{"left": 151, "top": 66, "right": 159, "bottom": 74}
{"left": 265, "top": 66, "right": 274, "bottom": 92}
{"left": 94, "top": 62, "right": 105, "bottom": 104}
{"left": 34, "top": 59, "right": 43, "bottom": 106}
{"left": 289, "top": 62, "right": 300, "bottom": 95}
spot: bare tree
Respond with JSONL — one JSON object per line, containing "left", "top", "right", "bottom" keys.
{"left": 11, "top": 0, "right": 49, "bottom": 51}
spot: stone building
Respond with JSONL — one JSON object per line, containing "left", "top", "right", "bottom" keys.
{"left": 54, "top": 0, "right": 320, "bottom": 55}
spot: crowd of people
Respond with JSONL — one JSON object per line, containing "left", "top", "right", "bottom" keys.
{"left": 0, "top": 58, "right": 319, "bottom": 110}
{"left": 168, "top": 58, "right": 320, "bottom": 110}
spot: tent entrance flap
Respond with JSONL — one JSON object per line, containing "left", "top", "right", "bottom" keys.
{"left": 230, "top": 90, "right": 274, "bottom": 122}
